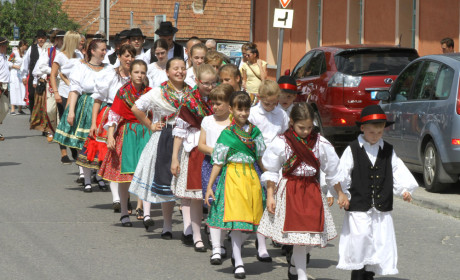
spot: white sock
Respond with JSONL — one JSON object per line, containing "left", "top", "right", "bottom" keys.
{"left": 293, "top": 245, "right": 312, "bottom": 280}
{"left": 210, "top": 227, "right": 222, "bottom": 249}
{"left": 82, "top": 167, "right": 92, "bottom": 185}
{"left": 230, "top": 231, "right": 245, "bottom": 274}
{"left": 191, "top": 199, "right": 203, "bottom": 244}
{"left": 78, "top": 166, "right": 84, "bottom": 176}
{"left": 143, "top": 200, "right": 151, "bottom": 218}
{"left": 181, "top": 198, "right": 192, "bottom": 235}
{"left": 256, "top": 233, "right": 270, "bottom": 258}
{"left": 161, "top": 201, "right": 175, "bottom": 233}
{"left": 118, "top": 183, "right": 130, "bottom": 216}
{"left": 110, "top": 182, "right": 120, "bottom": 202}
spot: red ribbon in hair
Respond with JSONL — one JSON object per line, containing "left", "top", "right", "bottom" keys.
{"left": 360, "top": 114, "right": 387, "bottom": 123}
{"left": 279, "top": 83, "right": 297, "bottom": 91}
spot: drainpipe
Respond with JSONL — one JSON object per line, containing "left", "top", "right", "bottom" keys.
{"left": 317, "top": 1, "right": 321, "bottom": 47}
{"left": 411, "top": 0, "right": 416, "bottom": 48}
{"left": 359, "top": 0, "right": 363, "bottom": 44}
{"left": 249, "top": 0, "right": 254, "bottom": 42}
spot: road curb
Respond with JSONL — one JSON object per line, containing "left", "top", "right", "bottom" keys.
{"left": 397, "top": 191, "right": 460, "bottom": 219}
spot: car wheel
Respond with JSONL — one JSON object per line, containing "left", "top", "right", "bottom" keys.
{"left": 423, "top": 141, "right": 449, "bottom": 192}
{"left": 313, "top": 111, "right": 324, "bottom": 136}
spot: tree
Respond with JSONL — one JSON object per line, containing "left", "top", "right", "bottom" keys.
{"left": 0, "top": 0, "right": 79, "bottom": 44}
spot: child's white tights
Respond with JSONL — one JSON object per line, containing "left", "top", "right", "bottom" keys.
{"left": 230, "top": 230, "right": 246, "bottom": 273}
{"left": 181, "top": 199, "right": 192, "bottom": 235}
{"left": 180, "top": 199, "right": 203, "bottom": 243}
{"left": 161, "top": 201, "right": 175, "bottom": 233}
{"left": 291, "top": 245, "right": 313, "bottom": 280}
{"left": 143, "top": 201, "right": 151, "bottom": 220}
{"left": 118, "top": 182, "right": 130, "bottom": 220}
{"left": 210, "top": 227, "right": 226, "bottom": 258}
{"left": 110, "top": 182, "right": 119, "bottom": 203}
{"left": 256, "top": 233, "right": 269, "bottom": 257}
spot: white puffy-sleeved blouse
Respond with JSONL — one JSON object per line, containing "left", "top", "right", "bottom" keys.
{"left": 340, "top": 134, "right": 418, "bottom": 197}
{"left": 261, "top": 134, "right": 343, "bottom": 192}
{"left": 248, "top": 103, "right": 289, "bottom": 146}
{"left": 67, "top": 60, "right": 108, "bottom": 95}
{"left": 147, "top": 63, "right": 168, "bottom": 89}
{"left": 172, "top": 117, "right": 200, "bottom": 153}
{"left": 91, "top": 66, "right": 129, "bottom": 104}
{"left": 184, "top": 67, "right": 196, "bottom": 89}
{"left": 201, "top": 115, "right": 228, "bottom": 149}
{"left": 135, "top": 86, "right": 185, "bottom": 125}
{"left": 211, "top": 124, "right": 265, "bottom": 165}
{"left": 53, "top": 51, "right": 84, "bottom": 98}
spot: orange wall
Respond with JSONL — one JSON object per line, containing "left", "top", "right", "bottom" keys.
{"left": 322, "top": 0, "right": 347, "bottom": 45}
{"left": 363, "top": 0, "right": 396, "bottom": 44}
{"left": 253, "top": 1, "right": 269, "bottom": 61}
{"left": 419, "top": 0, "right": 459, "bottom": 56}
{"left": 281, "top": 0, "right": 308, "bottom": 74}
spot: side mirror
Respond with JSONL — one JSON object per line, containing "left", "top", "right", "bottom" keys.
{"left": 284, "top": 69, "right": 291, "bottom": 76}
{"left": 376, "top": 90, "right": 390, "bottom": 101}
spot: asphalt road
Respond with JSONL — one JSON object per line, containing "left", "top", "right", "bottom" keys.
{"left": 1, "top": 114, "right": 459, "bottom": 280}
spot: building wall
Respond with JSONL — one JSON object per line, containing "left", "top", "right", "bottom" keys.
{"left": 322, "top": 0, "right": 347, "bottom": 45}
{"left": 363, "top": 0, "right": 396, "bottom": 44}
{"left": 419, "top": 0, "right": 459, "bottom": 56}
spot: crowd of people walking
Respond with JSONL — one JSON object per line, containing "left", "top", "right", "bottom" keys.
{"left": 0, "top": 22, "right": 418, "bottom": 280}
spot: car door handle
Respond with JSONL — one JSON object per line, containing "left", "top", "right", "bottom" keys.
{"left": 418, "top": 112, "right": 425, "bottom": 118}
{"left": 307, "top": 83, "right": 314, "bottom": 87}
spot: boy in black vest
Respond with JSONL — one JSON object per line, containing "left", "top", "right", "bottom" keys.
{"left": 337, "top": 105, "right": 418, "bottom": 280}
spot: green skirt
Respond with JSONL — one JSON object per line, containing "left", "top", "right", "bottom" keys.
{"left": 53, "top": 93, "right": 94, "bottom": 150}
{"left": 206, "top": 163, "right": 266, "bottom": 232}
{"left": 120, "top": 122, "right": 152, "bottom": 174}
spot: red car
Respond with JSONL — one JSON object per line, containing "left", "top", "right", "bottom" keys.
{"left": 290, "top": 45, "right": 418, "bottom": 145}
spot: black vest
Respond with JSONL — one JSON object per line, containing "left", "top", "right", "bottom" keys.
{"left": 108, "top": 52, "right": 117, "bottom": 65}
{"left": 150, "top": 42, "right": 184, "bottom": 63}
{"left": 29, "top": 44, "right": 40, "bottom": 74}
{"left": 348, "top": 139, "right": 394, "bottom": 212}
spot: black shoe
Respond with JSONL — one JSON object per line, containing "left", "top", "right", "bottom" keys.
{"left": 112, "top": 202, "right": 121, "bottom": 213}
{"left": 120, "top": 215, "right": 132, "bottom": 227}
{"left": 288, "top": 262, "right": 298, "bottom": 280}
{"left": 307, "top": 253, "right": 311, "bottom": 264}
{"left": 210, "top": 253, "right": 222, "bottom": 265}
{"left": 143, "top": 215, "right": 155, "bottom": 231}
{"left": 364, "top": 270, "right": 375, "bottom": 280}
{"left": 272, "top": 240, "right": 282, "bottom": 247}
{"left": 97, "top": 179, "right": 108, "bottom": 191}
{"left": 70, "top": 148, "right": 78, "bottom": 160}
{"left": 285, "top": 245, "right": 294, "bottom": 263}
{"left": 351, "top": 269, "right": 366, "bottom": 280}
{"left": 18, "top": 110, "right": 26, "bottom": 115}
{"left": 220, "top": 246, "right": 227, "bottom": 259}
{"left": 75, "top": 176, "right": 84, "bottom": 184}
{"left": 181, "top": 233, "right": 194, "bottom": 246}
{"left": 233, "top": 265, "right": 246, "bottom": 279}
{"left": 161, "top": 231, "right": 173, "bottom": 240}
{"left": 194, "top": 240, "right": 207, "bottom": 252}
{"left": 255, "top": 239, "right": 272, "bottom": 262}
{"left": 83, "top": 184, "right": 92, "bottom": 193}
{"left": 42, "top": 132, "right": 47, "bottom": 136}
{"left": 61, "top": 155, "right": 72, "bottom": 165}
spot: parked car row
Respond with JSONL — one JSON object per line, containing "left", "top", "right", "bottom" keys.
{"left": 289, "top": 45, "right": 460, "bottom": 192}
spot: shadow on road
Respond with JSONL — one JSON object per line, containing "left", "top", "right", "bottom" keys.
{"left": 0, "top": 162, "right": 21, "bottom": 167}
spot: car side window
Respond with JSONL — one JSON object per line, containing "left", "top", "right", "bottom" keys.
{"left": 306, "top": 51, "right": 326, "bottom": 77}
{"left": 292, "top": 51, "right": 315, "bottom": 79}
{"left": 410, "top": 61, "right": 441, "bottom": 100}
{"left": 434, "top": 65, "right": 454, "bottom": 99}
{"left": 390, "top": 61, "right": 422, "bottom": 102}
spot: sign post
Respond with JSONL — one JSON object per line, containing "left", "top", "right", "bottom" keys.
{"left": 173, "top": 2, "right": 180, "bottom": 27}
{"left": 274, "top": 4, "right": 294, "bottom": 80}
{"left": 13, "top": 26, "right": 19, "bottom": 40}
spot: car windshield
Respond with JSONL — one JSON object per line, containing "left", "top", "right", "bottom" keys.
{"left": 335, "top": 49, "right": 418, "bottom": 76}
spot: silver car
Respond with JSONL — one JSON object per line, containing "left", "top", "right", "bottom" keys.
{"left": 377, "top": 53, "right": 460, "bottom": 192}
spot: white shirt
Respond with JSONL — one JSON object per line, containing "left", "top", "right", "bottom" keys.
{"left": 201, "top": 115, "right": 228, "bottom": 148}
{"left": 67, "top": 60, "right": 108, "bottom": 95}
{"left": 20, "top": 43, "right": 48, "bottom": 80}
{"left": 277, "top": 103, "right": 294, "bottom": 117}
{"left": 248, "top": 102, "right": 289, "bottom": 146}
{"left": 0, "top": 53, "right": 10, "bottom": 83}
{"left": 32, "top": 47, "right": 61, "bottom": 84}
{"left": 91, "top": 66, "right": 130, "bottom": 104}
{"left": 184, "top": 67, "right": 196, "bottom": 89}
{"left": 147, "top": 63, "right": 168, "bottom": 88}
{"left": 340, "top": 134, "right": 419, "bottom": 198}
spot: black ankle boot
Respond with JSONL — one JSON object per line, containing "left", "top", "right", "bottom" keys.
{"left": 351, "top": 268, "right": 365, "bottom": 280}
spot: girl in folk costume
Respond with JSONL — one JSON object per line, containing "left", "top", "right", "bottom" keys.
{"left": 53, "top": 39, "right": 108, "bottom": 188}
{"left": 76, "top": 45, "right": 135, "bottom": 198}
{"left": 8, "top": 40, "right": 28, "bottom": 115}
{"left": 197, "top": 83, "right": 233, "bottom": 265}
{"left": 204, "top": 91, "right": 266, "bottom": 279}
{"left": 129, "top": 58, "right": 191, "bottom": 238}
{"left": 98, "top": 60, "right": 153, "bottom": 227}
{"left": 30, "top": 31, "right": 64, "bottom": 140}
{"left": 257, "top": 103, "right": 349, "bottom": 280}
{"left": 184, "top": 43, "right": 207, "bottom": 88}
{"left": 170, "top": 64, "right": 217, "bottom": 252}
{"left": 146, "top": 39, "right": 168, "bottom": 88}
{"left": 218, "top": 64, "right": 242, "bottom": 92}
{"left": 50, "top": 31, "right": 82, "bottom": 165}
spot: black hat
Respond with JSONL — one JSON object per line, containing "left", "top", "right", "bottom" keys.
{"left": 119, "top": 29, "right": 131, "bottom": 40}
{"left": 36, "top": 29, "right": 47, "bottom": 38}
{"left": 0, "top": 37, "right": 9, "bottom": 45}
{"left": 155, "top": 21, "right": 178, "bottom": 36}
{"left": 277, "top": 75, "right": 298, "bottom": 94}
{"left": 129, "top": 28, "right": 146, "bottom": 39}
{"left": 356, "top": 105, "right": 394, "bottom": 127}
{"left": 56, "top": 30, "right": 66, "bottom": 37}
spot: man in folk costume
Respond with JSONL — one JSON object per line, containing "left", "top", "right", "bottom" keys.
{"left": 30, "top": 30, "right": 65, "bottom": 140}
{"left": 20, "top": 29, "right": 48, "bottom": 114}
{"left": 338, "top": 105, "right": 418, "bottom": 280}
{"left": 0, "top": 36, "right": 11, "bottom": 141}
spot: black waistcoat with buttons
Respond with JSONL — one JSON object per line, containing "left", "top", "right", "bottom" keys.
{"left": 347, "top": 139, "right": 394, "bottom": 212}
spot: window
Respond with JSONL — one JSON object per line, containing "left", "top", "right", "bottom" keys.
{"left": 390, "top": 61, "right": 422, "bottom": 102}
{"left": 434, "top": 65, "right": 454, "bottom": 99}
{"left": 292, "top": 51, "right": 315, "bottom": 79}
{"left": 410, "top": 61, "right": 440, "bottom": 100}
{"left": 308, "top": 51, "right": 326, "bottom": 76}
